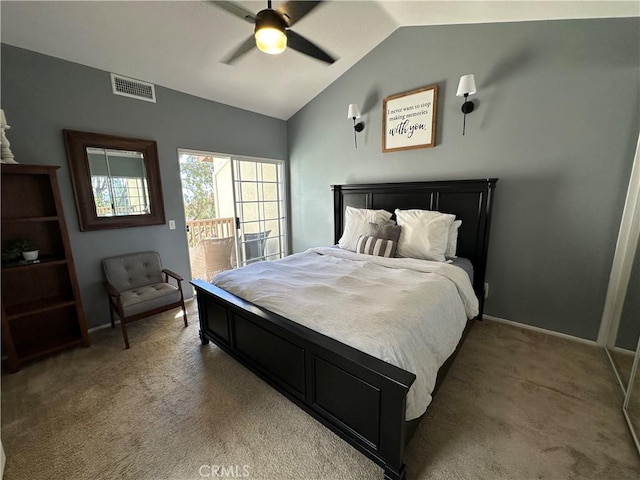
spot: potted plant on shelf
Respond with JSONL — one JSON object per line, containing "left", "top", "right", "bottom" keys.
{"left": 21, "top": 240, "right": 39, "bottom": 261}
{"left": 1, "top": 239, "right": 39, "bottom": 264}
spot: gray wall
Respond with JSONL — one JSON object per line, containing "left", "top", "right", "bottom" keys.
{"left": 287, "top": 18, "right": 640, "bottom": 341}
{"left": 1, "top": 44, "right": 287, "bottom": 329}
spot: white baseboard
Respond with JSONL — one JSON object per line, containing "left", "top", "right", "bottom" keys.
{"left": 482, "top": 314, "right": 598, "bottom": 347}
{"left": 88, "top": 322, "right": 113, "bottom": 333}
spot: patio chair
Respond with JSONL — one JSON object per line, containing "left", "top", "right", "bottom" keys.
{"left": 190, "top": 237, "right": 235, "bottom": 282}
{"left": 243, "top": 230, "right": 271, "bottom": 264}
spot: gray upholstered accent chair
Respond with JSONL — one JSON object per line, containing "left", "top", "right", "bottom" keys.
{"left": 102, "top": 251, "right": 188, "bottom": 349}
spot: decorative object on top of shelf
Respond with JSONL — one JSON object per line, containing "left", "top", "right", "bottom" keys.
{"left": 456, "top": 74, "right": 478, "bottom": 136}
{"left": 347, "top": 103, "right": 365, "bottom": 149}
{"left": 0, "top": 109, "right": 17, "bottom": 164}
{"left": 1, "top": 238, "right": 37, "bottom": 264}
{"left": 63, "top": 130, "right": 166, "bottom": 231}
{"left": 382, "top": 84, "right": 438, "bottom": 153}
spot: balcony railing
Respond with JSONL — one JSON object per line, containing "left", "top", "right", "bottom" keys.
{"left": 186, "top": 217, "right": 235, "bottom": 247}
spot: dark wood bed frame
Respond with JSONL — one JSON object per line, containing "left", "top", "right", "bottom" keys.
{"left": 191, "top": 178, "right": 498, "bottom": 480}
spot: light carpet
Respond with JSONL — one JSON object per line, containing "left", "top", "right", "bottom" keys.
{"left": 2, "top": 300, "right": 639, "bottom": 479}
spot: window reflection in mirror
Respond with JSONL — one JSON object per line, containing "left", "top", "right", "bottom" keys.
{"left": 63, "top": 130, "right": 165, "bottom": 231}
{"left": 87, "top": 148, "right": 150, "bottom": 217}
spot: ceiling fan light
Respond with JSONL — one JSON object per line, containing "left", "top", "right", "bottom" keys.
{"left": 255, "top": 27, "right": 287, "bottom": 55}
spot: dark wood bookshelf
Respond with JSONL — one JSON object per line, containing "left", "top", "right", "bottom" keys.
{"left": 2, "top": 216, "right": 59, "bottom": 223}
{"left": 17, "top": 336, "right": 85, "bottom": 362}
{"left": 1, "top": 164, "right": 90, "bottom": 372}
{"left": 4, "top": 296, "right": 77, "bottom": 319}
{"left": 2, "top": 256, "right": 67, "bottom": 270}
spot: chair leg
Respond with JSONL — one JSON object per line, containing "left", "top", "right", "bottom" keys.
{"left": 109, "top": 306, "right": 115, "bottom": 329}
{"left": 182, "top": 303, "right": 188, "bottom": 327}
{"left": 120, "top": 319, "right": 130, "bottom": 349}
{"left": 177, "top": 282, "right": 188, "bottom": 327}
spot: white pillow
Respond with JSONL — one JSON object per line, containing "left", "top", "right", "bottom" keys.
{"left": 395, "top": 209, "right": 456, "bottom": 262}
{"left": 446, "top": 220, "right": 462, "bottom": 258}
{"left": 338, "top": 206, "right": 393, "bottom": 251}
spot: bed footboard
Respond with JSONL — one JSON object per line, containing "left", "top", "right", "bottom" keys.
{"left": 192, "top": 279, "right": 416, "bottom": 480}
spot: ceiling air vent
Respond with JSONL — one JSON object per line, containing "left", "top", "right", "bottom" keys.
{"left": 110, "top": 73, "right": 156, "bottom": 103}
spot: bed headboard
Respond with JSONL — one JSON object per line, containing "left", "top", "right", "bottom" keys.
{"left": 331, "top": 178, "right": 498, "bottom": 303}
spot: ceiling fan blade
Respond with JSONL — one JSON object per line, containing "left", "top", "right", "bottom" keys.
{"left": 222, "top": 36, "right": 256, "bottom": 64}
{"left": 208, "top": 1, "right": 256, "bottom": 23}
{"left": 277, "top": 1, "right": 322, "bottom": 27}
{"left": 286, "top": 30, "right": 336, "bottom": 64}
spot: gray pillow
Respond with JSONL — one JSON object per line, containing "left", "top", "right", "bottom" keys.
{"left": 367, "top": 222, "right": 402, "bottom": 243}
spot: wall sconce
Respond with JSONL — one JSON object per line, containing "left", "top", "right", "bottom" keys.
{"left": 347, "top": 103, "right": 365, "bottom": 148}
{"left": 456, "top": 74, "right": 477, "bottom": 135}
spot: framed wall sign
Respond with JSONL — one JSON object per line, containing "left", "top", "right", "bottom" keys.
{"left": 382, "top": 84, "right": 438, "bottom": 153}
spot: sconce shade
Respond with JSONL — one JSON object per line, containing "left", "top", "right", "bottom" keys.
{"left": 456, "top": 74, "right": 477, "bottom": 136}
{"left": 347, "top": 103, "right": 361, "bottom": 119}
{"left": 456, "top": 74, "right": 477, "bottom": 97}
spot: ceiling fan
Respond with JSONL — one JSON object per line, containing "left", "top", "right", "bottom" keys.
{"left": 210, "top": 0, "right": 337, "bottom": 64}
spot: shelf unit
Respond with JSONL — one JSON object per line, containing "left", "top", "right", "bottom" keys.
{"left": 1, "top": 164, "right": 89, "bottom": 372}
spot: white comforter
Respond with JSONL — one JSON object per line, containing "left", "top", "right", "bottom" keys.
{"left": 212, "top": 247, "right": 479, "bottom": 420}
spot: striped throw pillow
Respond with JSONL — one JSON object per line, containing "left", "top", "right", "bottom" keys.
{"left": 356, "top": 235, "right": 397, "bottom": 258}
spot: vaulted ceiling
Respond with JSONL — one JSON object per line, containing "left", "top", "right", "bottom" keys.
{"left": 2, "top": 1, "right": 638, "bottom": 120}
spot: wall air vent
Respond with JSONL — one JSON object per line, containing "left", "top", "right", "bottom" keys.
{"left": 110, "top": 73, "right": 156, "bottom": 103}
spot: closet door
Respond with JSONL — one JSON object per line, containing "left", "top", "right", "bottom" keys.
{"left": 600, "top": 134, "right": 640, "bottom": 454}
{"left": 622, "top": 310, "right": 640, "bottom": 453}
{"left": 607, "top": 236, "right": 640, "bottom": 392}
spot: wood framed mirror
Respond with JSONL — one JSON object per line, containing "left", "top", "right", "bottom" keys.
{"left": 63, "top": 130, "right": 166, "bottom": 231}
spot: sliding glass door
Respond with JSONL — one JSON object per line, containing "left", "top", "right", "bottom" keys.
{"left": 178, "top": 149, "right": 286, "bottom": 280}
{"left": 233, "top": 158, "right": 287, "bottom": 266}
